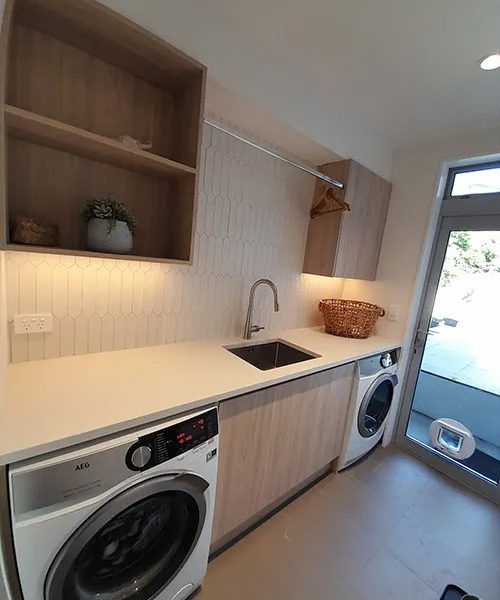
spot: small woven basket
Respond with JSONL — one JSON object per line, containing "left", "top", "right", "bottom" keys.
{"left": 10, "top": 217, "right": 59, "bottom": 246}
{"left": 318, "top": 299, "right": 385, "bottom": 339}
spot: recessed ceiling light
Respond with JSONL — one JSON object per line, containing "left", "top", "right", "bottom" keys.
{"left": 479, "top": 53, "right": 500, "bottom": 71}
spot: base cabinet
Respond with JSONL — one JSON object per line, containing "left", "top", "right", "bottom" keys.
{"left": 211, "top": 363, "right": 355, "bottom": 548}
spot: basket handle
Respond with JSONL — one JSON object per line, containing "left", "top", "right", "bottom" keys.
{"left": 379, "top": 308, "right": 386, "bottom": 317}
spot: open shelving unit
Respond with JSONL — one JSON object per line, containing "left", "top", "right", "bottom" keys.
{"left": 0, "top": 0, "right": 206, "bottom": 263}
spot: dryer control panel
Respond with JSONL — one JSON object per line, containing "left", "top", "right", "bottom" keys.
{"left": 126, "top": 407, "right": 218, "bottom": 471}
{"left": 359, "top": 349, "right": 399, "bottom": 377}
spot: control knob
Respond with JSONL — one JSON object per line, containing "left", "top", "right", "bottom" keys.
{"left": 130, "top": 445, "right": 152, "bottom": 469}
{"left": 380, "top": 353, "right": 393, "bottom": 368}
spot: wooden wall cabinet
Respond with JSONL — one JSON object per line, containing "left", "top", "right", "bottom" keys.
{"left": 0, "top": 0, "right": 206, "bottom": 263}
{"left": 211, "top": 363, "right": 355, "bottom": 548}
{"left": 303, "top": 159, "right": 392, "bottom": 280}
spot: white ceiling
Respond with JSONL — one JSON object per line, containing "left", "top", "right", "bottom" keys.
{"left": 100, "top": 0, "right": 500, "bottom": 178}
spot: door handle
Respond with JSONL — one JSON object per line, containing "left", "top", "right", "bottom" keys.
{"left": 416, "top": 329, "right": 438, "bottom": 336}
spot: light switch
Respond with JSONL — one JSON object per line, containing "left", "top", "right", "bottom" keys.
{"left": 387, "top": 304, "right": 402, "bottom": 323}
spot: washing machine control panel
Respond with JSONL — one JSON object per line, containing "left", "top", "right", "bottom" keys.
{"left": 126, "top": 407, "right": 218, "bottom": 471}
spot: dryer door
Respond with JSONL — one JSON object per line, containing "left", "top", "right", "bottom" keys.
{"left": 45, "top": 473, "right": 208, "bottom": 600}
{"left": 358, "top": 374, "right": 398, "bottom": 438}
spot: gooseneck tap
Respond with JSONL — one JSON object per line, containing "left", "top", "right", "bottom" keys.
{"left": 243, "top": 279, "right": 280, "bottom": 340}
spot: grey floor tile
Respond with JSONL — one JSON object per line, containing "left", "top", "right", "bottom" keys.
{"left": 348, "top": 446, "right": 438, "bottom": 513}
{"left": 347, "top": 547, "right": 436, "bottom": 600}
{"left": 384, "top": 515, "right": 467, "bottom": 593}
{"left": 404, "top": 475, "right": 499, "bottom": 552}
{"left": 198, "top": 446, "right": 498, "bottom": 600}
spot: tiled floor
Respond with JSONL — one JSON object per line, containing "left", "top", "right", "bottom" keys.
{"left": 197, "top": 446, "right": 499, "bottom": 600}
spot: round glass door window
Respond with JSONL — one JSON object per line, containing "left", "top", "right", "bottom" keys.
{"left": 358, "top": 378, "right": 395, "bottom": 438}
{"left": 46, "top": 476, "right": 207, "bottom": 600}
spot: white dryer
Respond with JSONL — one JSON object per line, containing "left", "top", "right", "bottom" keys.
{"left": 338, "top": 351, "right": 399, "bottom": 470}
{"left": 8, "top": 406, "right": 219, "bottom": 600}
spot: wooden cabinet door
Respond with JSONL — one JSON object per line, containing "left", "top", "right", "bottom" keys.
{"left": 211, "top": 363, "right": 354, "bottom": 546}
{"left": 335, "top": 160, "right": 392, "bottom": 280}
{"left": 302, "top": 159, "right": 391, "bottom": 280}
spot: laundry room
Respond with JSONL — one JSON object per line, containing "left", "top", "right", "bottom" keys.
{"left": 0, "top": 1, "right": 498, "bottom": 600}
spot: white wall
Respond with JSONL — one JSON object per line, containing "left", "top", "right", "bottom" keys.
{"left": 343, "top": 124, "right": 500, "bottom": 441}
{"left": 5, "top": 123, "right": 344, "bottom": 362}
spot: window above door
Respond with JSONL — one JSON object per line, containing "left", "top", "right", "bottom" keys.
{"left": 446, "top": 162, "right": 500, "bottom": 198}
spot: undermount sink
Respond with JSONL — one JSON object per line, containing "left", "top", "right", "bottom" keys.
{"left": 226, "top": 340, "right": 319, "bottom": 371}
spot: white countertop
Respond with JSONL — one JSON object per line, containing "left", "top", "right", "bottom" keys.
{"left": 0, "top": 327, "right": 400, "bottom": 465}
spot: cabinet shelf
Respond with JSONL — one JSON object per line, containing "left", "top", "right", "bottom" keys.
{"left": 4, "top": 243, "right": 191, "bottom": 264}
{"left": 5, "top": 105, "right": 196, "bottom": 181}
{"left": 1, "top": 0, "right": 206, "bottom": 264}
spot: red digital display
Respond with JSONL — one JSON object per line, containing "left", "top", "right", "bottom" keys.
{"left": 136, "top": 408, "right": 218, "bottom": 467}
{"left": 172, "top": 416, "right": 207, "bottom": 450}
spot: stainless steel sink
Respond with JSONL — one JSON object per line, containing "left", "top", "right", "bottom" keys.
{"left": 226, "top": 340, "right": 319, "bottom": 371}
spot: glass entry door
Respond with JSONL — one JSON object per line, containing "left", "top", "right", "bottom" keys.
{"left": 398, "top": 214, "right": 500, "bottom": 502}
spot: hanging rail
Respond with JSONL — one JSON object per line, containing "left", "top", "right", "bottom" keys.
{"left": 204, "top": 118, "right": 344, "bottom": 190}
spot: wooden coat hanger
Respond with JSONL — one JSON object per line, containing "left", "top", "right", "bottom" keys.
{"left": 310, "top": 185, "right": 351, "bottom": 219}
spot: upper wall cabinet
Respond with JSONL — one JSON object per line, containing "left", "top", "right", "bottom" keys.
{"left": 302, "top": 159, "right": 391, "bottom": 281}
{"left": 0, "top": 0, "right": 206, "bottom": 263}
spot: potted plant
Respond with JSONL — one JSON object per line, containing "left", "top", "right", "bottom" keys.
{"left": 81, "top": 196, "right": 137, "bottom": 254}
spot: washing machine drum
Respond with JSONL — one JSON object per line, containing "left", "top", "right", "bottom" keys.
{"left": 357, "top": 374, "right": 397, "bottom": 438}
{"left": 45, "top": 474, "right": 208, "bottom": 600}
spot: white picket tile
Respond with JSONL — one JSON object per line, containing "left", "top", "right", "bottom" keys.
{"left": 5, "top": 121, "right": 319, "bottom": 362}
{"left": 93, "top": 267, "right": 109, "bottom": 318}
{"left": 44, "top": 319, "right": 61, "bottom": 360}
{"left": 108, "top": 267, "right": 123, "bottom": 316}
{"left": 68, "top": 265, "right": 83, "bottom": 318}
{"left": 81, "top": 266, "right": 97, "bottom": 317}
{"left": 113, "top": 316, "right": 126, "bottom": 351}
{"left": 60, "top": 317, "right": 75, "bottom": 357}
{"left": 18, "top": 262, "right": 36, "bottom": 314}
{"left": 51, "top": 263, "right": 69, "bottom": 319}
{"left": 88, "top": 315, "right": 102, "bottom": 354}
{"left": 74, "top": 316, "right": 89, "bottom": 356}
{"left": 27, "top": 332, "right": 45, "bottom": 361}
{"left": 101, "top": 314, "right": 115, "bottom": 352}
{"left": 10, "top": 325, "right": 28, "bottom": 363}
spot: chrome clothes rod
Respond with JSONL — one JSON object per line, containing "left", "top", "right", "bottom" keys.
{"left": 204, "top": 118, "right": 344, "bottom": 190}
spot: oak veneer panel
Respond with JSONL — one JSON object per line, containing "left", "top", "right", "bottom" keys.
{"left": 0, "top": 1, "right": 14, "bottom": 245}
{"left": 335, "top": 160, "right": 391, "bottom": 280}
{"left": 8, "top": 138, "right": 194, "bottom": 260}
{"left": 5, "top": 105, "right": 196, "bottom": 181}
{"left": 13, "top": 0, "right": 204, "bottom": 90}
{"left": 302, "top": 161, "right": 350, "bottom": 277}
{"left": 212, "top": 364, "right": 355, "bottom": 545}
{"left": 302, "top": 159, "right": 391, "bottom": 281}
{"left": 8, "top": 24, "right": 176, "bottom": 161}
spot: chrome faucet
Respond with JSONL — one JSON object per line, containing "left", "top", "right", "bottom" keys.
{"left": 243, "top": 279, "right": 280, "bottom": 339}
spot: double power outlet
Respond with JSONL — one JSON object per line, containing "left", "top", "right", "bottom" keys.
{"left": 14, "top": 314, "right": 53, "bottom": 334}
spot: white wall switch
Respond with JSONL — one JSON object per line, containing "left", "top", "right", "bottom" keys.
{"left": 14, "top": 314, "right": 53, "bottom": 334}
{"left": 387, "top": 304, "right": 402, "bottom": 323}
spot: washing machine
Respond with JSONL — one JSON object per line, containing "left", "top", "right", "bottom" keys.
{"left": 8, "top": 406, "right": 219, "bottom": 600}
{"left": 338, "top": 350, "right": 399, "bottom": 470}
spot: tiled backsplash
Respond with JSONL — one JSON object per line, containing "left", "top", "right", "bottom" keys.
{"left": 5, "top": 123, "right": 344, "bottom": 362}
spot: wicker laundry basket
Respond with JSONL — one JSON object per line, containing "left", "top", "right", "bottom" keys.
{"left": 318, "top": 299, "right": 385, "bottom": 339}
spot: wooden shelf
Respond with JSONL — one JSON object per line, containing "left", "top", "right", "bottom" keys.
{"left": 5, "top": 105, "right": 196, "bottom": 181}
{"left": 5, "top": 243, "right": 191, "bottom": 265}
{"left": 1, "top": 0, "right": 206, "bottom": 263}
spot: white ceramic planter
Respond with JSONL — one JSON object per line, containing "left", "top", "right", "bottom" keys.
{"left": 86, "top": 218, "right": 133, "bottom": 254}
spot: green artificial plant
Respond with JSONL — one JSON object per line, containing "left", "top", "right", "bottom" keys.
{"left": 81, "top": 195, "right": 137, "bottom": 234}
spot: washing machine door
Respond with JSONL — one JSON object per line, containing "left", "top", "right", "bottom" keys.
{"left": 45, "top": 473, "right": 208, "bottom": 600}
{"left": 358, "top": 374, "right": 398, "bottom": 438}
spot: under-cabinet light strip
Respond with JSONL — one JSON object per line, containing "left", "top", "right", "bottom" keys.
{"left": 203, "top": 118, "right": 344, "bottom": 189}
